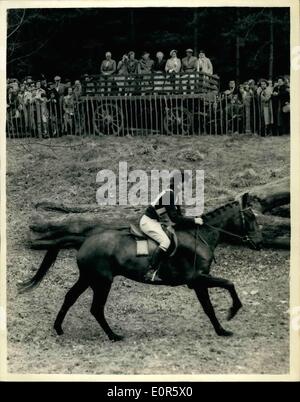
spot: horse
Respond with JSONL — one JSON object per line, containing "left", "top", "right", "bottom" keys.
{"left": 19, "top": 192, "right": 262, "bottom": 341}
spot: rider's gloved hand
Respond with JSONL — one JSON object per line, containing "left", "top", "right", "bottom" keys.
{"left": 194, "top": 217, "right": 204, "bottom": 225}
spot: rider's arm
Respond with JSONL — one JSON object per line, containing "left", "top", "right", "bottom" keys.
{"left": 163, "top": 191, "right": 195, "bottom": 225}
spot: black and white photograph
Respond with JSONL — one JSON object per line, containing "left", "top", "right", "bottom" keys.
{"left": 1, "top": 0, "right": 299, "bottom": 381}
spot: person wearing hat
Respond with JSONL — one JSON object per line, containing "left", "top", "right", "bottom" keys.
{"left": 196, "top": 50, "right": 213, "bottom": 75}
{"left": 100, "top": 51, "right": 116, "bottom": 94}
{"left": 10, "top": 78, "right": 19, "bottom": 93}
{"left": 272, "top": 76, "right": 289, "bottom": 135}
{"left": 138, "top": 51, "right": 154, "bottom": 94}
{"left": 126, "top": 51, "right": 138, "bottom": 74}
{"left": 138, "top": 51, "right": 154, "bottom": 74}
{"left": 165, "top": 50, "right": 181, "bottom": 74}
{"left": 115, "top": 54, "right": 129, "bottom": 94}
{"left": 35, "top": 81, "right": 46, "bottom": 99}
{"left": 63, "top": 87, "right": 75, "bottom": 134}
{"left": 182, "top": 49, "right": 197, "bottom": 73}
{"left": 224, "top": 80, "right": 237, "bottom": 97}
{"left": 153, "top": 51, "right": 167, "bottom": 93}
{"left": 182, "top": 49, "right": 197, "bottom": 93}
{"left": 126, "top": 51, "right": 139, "bottom": 94}
{"left": 101, "top": 51, "right": 116, "bottom": 76}
{"left": 26, "top": 76, "right": 33, "bottom": 85}
{"left": 73, "top": 79, "right": 82, "bottom": 100}
{"left": 165, "top": 50, "right": 181, "bottom": 92}
{"left": 257, "top": 79, "right": 273, "bottom": 136}
{"left": 53, "top": 76, "right": 65, "bottom": 97}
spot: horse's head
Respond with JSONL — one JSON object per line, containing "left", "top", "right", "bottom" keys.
{"left": 233, "top": 192, "right": 263, "bottom": 250}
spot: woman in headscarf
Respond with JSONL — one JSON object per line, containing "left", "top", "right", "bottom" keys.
{"left": 258, "top": 79, "right": 273, "bottom": 136}
{"left": 165, "top": 50, "right": 181, "bottom": 92}
{"left": 153, "top": 51, "right": 166, "bottom": 93}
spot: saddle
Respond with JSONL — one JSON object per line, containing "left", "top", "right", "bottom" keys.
{"left": 129, "top": 223, "right": 178, "bottom": 257}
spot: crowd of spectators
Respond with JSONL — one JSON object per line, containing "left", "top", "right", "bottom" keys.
{"left": 7, "top": 49, "right": 290, "bottom": 137}
{"left": 6, "top": 49, "right": 215, "bottom": 137}
{"left": 221, "top": 76, "right": 290, "bottom": 136}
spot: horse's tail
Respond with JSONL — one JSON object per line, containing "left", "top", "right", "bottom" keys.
{"left": 18, "top": 247, "right": 60, "bottom": 293}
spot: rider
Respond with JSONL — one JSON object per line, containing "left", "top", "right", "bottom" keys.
{"left": 139, "top": 171, "right": 203, "bottom": 282}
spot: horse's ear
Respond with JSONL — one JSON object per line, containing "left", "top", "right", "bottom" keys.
{"left": 241, "top": 192, "right": 249, "bottom": 208}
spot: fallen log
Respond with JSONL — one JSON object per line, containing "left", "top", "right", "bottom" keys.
{"left": 237, "top": 177, "right": 290, "bottom": 213}
{"left": 256, "top": 214, "right": 290, "bottom": 249}
{"left": 28, "top": 210, "right": 290, "bottom": 251}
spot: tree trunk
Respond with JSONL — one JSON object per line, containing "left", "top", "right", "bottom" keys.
{"left": 129, "top": 9, "right": 136, "bottom": 48}
{"left": 237, "top": 177, "right": 290, "bottom": 213}
{"left": 28, "top": 177, "right": 290, "bottom": 250}
{"left": 193, "top": 9, "right": 198, "bottom": 55}
{"left": 268, "top": 10, "right": 274, "bottom": 80}
{"left": 236, "top": 9, "right": 240, "bottom": 83}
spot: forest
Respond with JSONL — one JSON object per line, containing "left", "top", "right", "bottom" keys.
{"left": 7, "top": 7, "right": 290, "bottom": 86}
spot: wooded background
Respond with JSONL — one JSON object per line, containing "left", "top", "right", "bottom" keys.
{"left": 7, "top": 7, "right": 290, "bottom": 85}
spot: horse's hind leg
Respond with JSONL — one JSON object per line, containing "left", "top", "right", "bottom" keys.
{"left": 90, "top": 279, "right": 123, "bottom": 342}
{"left": 194, "top": 286, "right": 233, "bottom": 337}
{"left": 54, "top": 274, "right": 89, "bottom": 335}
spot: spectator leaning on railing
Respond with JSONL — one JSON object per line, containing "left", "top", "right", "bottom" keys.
{"left": 6, "top": 48, "right": 290, "bottom": 137}
{"left": 100, "top": 51, "right": 116, "bottom": 94}
{"left": 196, "top": 50, "right": 213, "bottom": 75}
{"left": 115, "top": 54, "right": 129, "bottom": 94}
{"left": 138, "top": 51, "right": 154, "bottom": 93}
{"left": 272, "top": 76, "right": 290, "bottom": 135}
{"left": 53, "top": 76, "right": 65, "bottom": 97}
{"left": 165, "top": 50, "right": 181, "bottom": 91}
{"left": 257, "top": 79, "right": 273, "bottom": 136}
{"left": 63, "top": 86, "right": 75, "bottom": 134}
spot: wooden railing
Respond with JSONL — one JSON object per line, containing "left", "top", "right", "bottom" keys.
{"left": 6, "top": 91, "right": 267, "bottom": 138}
{"left": 83, "top": 72, "right": 220, "bottom": 96}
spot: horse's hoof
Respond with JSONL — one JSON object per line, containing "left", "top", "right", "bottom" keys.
{"left": 54, "top": 325, "right": 64, "bottom": 336}
{"left": 227, "top": 303, "right": 242, "bottom": 321}
{"left": 109, "top": 334, "right": 124, "bottom": 342}
{"left": 216, "top": 328, "right": 233, "bottom": 337}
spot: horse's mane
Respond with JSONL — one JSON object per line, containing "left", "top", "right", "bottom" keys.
{"left": 202, "top": 200, "right": 239, "bottom": 221}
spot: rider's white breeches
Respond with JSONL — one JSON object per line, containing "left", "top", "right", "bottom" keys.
{"left": 139, "top": 215, "right": 171, "bottom": 251}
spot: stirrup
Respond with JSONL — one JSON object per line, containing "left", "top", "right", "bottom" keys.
{"left": 144, "top": 268, "right": 163, "bottom": 283}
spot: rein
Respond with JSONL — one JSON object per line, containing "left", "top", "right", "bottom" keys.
{"left": 202, "top": 207, "right": 253, "bottom": 244}
{"left": 192, "top": 207, "right": 257, "bottom": 269}
{"left": 203, "top": 223, "right": 246, "bottom": 241}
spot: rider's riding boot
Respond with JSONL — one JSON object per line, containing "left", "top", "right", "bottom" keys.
{"left": 144, "top": 247, "right": 166, "bottom": 282}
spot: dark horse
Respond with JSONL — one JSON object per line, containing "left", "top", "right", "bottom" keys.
{"left": 20, "top": 193, "right": 262, "bottom": 341}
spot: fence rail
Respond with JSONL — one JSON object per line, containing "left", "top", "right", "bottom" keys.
{"left": 7, "top": 71, "right": 276, "bottom": 138}
{"left": 7, "top": 92, "right": 267, "bottom": 138}
{"left": 84, "top": 72, "right": 220, "bottom": 96}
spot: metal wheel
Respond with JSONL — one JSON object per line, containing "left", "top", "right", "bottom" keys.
{"left": 94, "top": 103, "right": 124, "bottom": 135}
{"left": 163, "top": 107, "right": 192, "bottom": 135}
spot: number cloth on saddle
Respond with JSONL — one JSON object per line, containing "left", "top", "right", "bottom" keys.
{"left": 129, "top": 223, "right": 178, "bottom": 257}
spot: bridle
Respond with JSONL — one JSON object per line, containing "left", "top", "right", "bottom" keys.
{"left": 192, "top": 205, "right": 259, "bottom": 272}
{"left": 200, "top": 206, "right": 259, "bottom": 249}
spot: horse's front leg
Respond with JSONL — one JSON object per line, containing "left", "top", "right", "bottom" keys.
{"left": 194, "top": 273, "right": 242, "bottom": 321}
{"left": 194, "top": 285, "right": 233, "bottom": 336}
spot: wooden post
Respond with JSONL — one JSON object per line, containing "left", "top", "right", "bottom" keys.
{"left": 193, "top": 9, "right": 198, "bottom": 55}
{"left": 236, "top": 9, "right": 240, "bottom": 84}
{"left": 268, "top": 10, "right": 274, "bottom": 80}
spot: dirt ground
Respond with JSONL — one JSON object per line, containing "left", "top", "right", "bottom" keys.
{"left": 6, "top": 134, "right": 290, "bottom": 375}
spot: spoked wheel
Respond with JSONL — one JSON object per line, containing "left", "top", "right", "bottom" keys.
{"left": 163, "top": 107, "right": 192, "bottom": 135}
{"left": 94, "top": 103, "right": 124, "bottom": 135}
